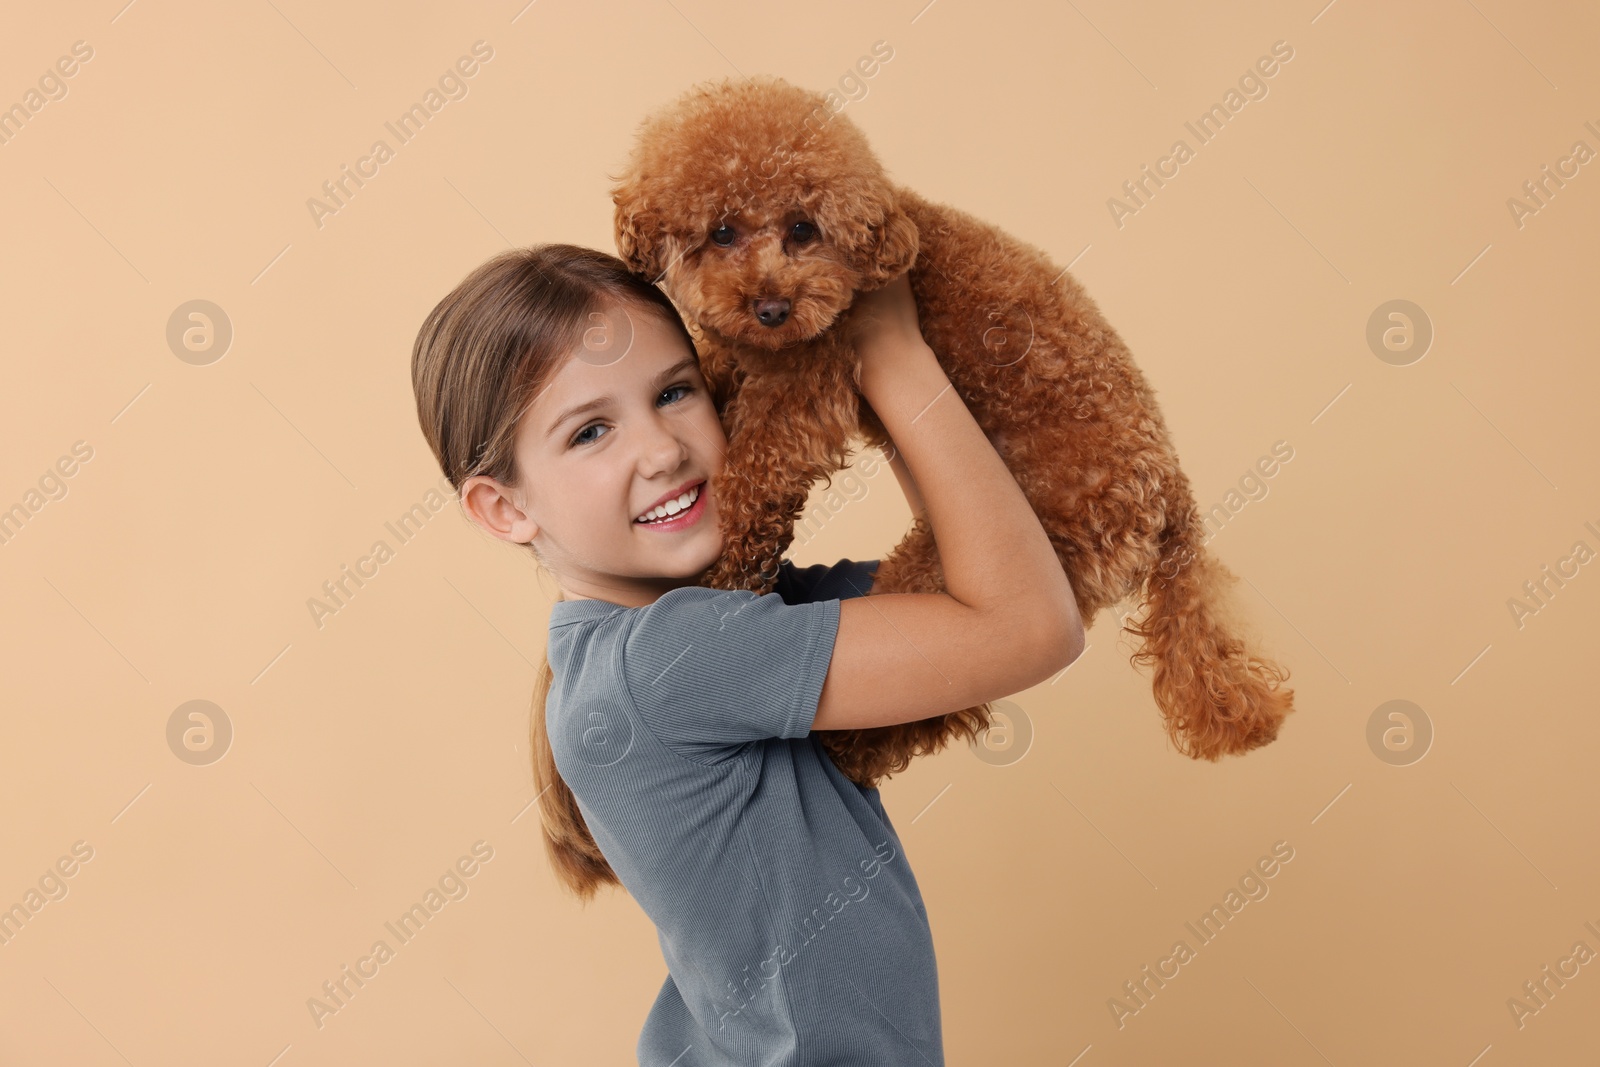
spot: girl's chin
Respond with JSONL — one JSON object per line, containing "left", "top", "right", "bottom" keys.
{"left": 628, "top": 521, "right": 720, "bottom": 559}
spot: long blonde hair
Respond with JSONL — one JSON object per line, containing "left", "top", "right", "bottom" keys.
{"left": 411, "top": 243, "right": 697, "bottom": 902}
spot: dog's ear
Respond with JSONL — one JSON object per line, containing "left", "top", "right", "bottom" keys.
{"left": 612, "top": 181, "right": 664, "bottom": 280}
{"left": 813, "top": 179, "right": 918, "bottom": 287}
{"left": 859, "top": 204, "right": 919, "bottom": 286}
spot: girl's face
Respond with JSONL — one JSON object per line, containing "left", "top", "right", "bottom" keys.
{"left": 463, "top": 299, "right": 727, "bottom": 607}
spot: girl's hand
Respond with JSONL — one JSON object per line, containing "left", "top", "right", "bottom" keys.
{"left": 850, "top": 272, "right": 934, "bottom": 398}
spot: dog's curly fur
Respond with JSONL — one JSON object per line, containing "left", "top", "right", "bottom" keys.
{"left": 611, "top": 76, "right": 1295, "bottom": 789}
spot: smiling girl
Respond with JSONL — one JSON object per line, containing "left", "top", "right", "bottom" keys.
{"left": 411, "top": 243, "right": 1082, "bottom": 1065}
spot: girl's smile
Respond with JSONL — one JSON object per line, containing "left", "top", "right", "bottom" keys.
{"left": 633, "top": 479, "right": 708, "bottom": 531}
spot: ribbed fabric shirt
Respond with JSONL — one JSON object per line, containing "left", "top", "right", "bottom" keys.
{"left": 544, "top": 557, "right": 944, "bottom": 1066}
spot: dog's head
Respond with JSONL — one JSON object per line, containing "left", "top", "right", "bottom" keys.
{"left": 611, "top": 75, "right": 918, "bottom": 352}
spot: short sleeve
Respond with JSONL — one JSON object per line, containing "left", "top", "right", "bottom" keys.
{"left": 619, "top": 585, "right": 841, "bottom": 763}
{"left": 774, "top": 558, "right": 880, "bottom": 605}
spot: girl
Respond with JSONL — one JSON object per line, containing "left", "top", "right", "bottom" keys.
{"left": 411, "top": 244, "right": 1083, "bottom": 1065}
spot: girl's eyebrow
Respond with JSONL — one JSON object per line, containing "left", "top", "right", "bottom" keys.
{"left": 544, "top": 354, "right": 700, "bottom": 439}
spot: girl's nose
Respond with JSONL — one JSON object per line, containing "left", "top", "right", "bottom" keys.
{"left": 639, "top": 417, "right": 689, "bottom": 475}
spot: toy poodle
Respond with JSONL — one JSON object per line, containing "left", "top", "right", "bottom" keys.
{"left": 610, "top": 75, "right": 1295, "bottom": 789}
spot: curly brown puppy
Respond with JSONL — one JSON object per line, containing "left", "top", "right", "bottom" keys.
{"left": 611, "top": 75, "right": 1295, "bottom": 788}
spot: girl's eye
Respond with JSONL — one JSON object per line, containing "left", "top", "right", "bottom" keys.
{"left": 570, "top": 422, "right": 606, "bottom": 447}
{"left": 568, "top": 383, "right": 695, "bottom": 448}
{"left": 710, "top": 224, "right": 736, "bottom": 246}
{"left": 789, "top": 220, "right": 818, "bottom": 243}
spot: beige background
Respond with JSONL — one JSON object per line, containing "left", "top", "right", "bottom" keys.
{"left": 2, "top": 0, "right": 1597, "bottom": 1063}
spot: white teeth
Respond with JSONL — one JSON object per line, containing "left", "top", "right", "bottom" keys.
{"left": 636, "top": 484, "right": 700, "bottom": 523}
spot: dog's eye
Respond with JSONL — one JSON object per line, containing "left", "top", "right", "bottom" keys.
{"left": 789, "top": 221, "right": 818, "bottom": 243}
{"left": 711, "top": 224, "right": 736, "bottom": 246}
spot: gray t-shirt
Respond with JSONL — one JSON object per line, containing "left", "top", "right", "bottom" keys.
{"left": 545, "top": 558, "right": 944, "bottom": 1066}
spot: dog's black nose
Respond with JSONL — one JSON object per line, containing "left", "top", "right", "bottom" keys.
{"left": 754, "top": 298, "right": 790, "bottom": 327}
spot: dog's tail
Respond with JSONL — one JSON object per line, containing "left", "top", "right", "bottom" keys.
{"left": 1119, "top": 518, "right": 1295, "bottom": 760}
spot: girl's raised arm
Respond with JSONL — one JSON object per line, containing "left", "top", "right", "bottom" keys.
{"left": 813, "top": 274, "right": 1084, "bottom": 732}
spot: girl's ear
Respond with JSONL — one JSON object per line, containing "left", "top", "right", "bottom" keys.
{"left": 612, "top": 181, "right": 663, "bottom": 280}
{"left": 460, "top": 475, "right": 538, "bottom": 545}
